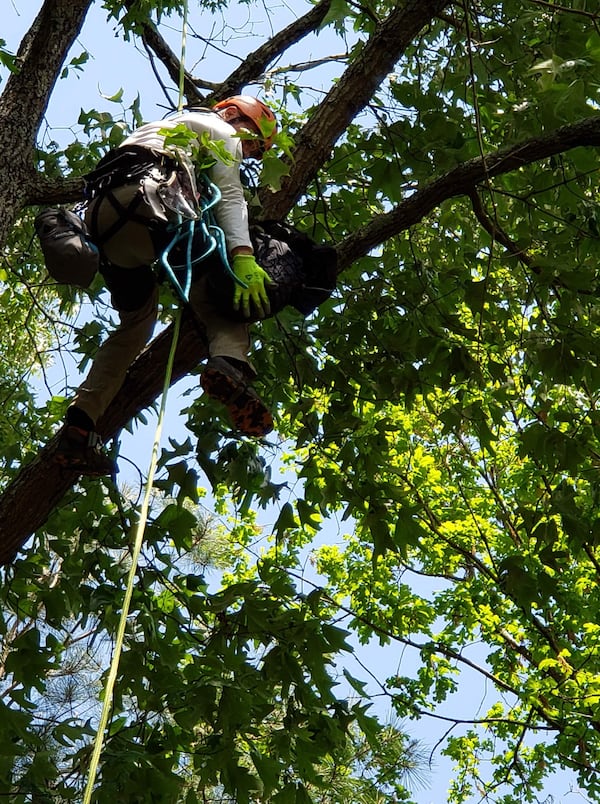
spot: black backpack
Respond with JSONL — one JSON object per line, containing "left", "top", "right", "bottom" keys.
{"left": 206, "top": 220, "right": 338, "bottom": 323}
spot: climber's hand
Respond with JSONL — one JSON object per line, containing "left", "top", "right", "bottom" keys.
{"left": 232, "top": 253, "right": 273, "bottom": 319}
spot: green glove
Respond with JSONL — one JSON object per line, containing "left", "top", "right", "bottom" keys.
{"left": 231, "top": 253, "right": 273, "bottom": 319}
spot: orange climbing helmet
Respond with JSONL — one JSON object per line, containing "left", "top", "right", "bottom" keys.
{"left": 213, "top": 95, "right": 278, "bottom": 152}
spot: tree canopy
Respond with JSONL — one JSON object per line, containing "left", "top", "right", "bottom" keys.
{"left": 1, "top": 0, "right": 600, "bottom": 801}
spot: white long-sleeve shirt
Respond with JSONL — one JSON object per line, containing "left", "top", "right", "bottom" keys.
{"left": 121, "top": 110, "right": 252, "bottom": 252}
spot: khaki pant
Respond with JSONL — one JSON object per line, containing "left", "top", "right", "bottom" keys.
{"left": 73, "top": 184, "right": 251, "bottom": 425}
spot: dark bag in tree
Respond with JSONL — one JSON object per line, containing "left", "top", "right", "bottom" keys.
{"left": 34, "top": 207, "right": 100, "bottom": 288}
{"left": 206, "top": 220, "right": 338, "bottom": 323}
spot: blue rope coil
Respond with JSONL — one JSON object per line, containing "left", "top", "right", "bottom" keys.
{"left": 159, "top": 177, "right": 246, "bottom": 304}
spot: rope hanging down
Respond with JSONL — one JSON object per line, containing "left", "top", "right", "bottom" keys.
{"left": 82, "top": 3, "right": 190, "bottom": 800}
{"left": 81, "top": 312, "right": 182, "bottom": 803}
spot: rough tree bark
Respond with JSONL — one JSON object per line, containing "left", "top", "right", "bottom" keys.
{"left": 0, "top": 0, "right": 91, "bottom": 247}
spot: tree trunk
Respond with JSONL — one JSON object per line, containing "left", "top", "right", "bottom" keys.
{"left": 0, "top": 0, "right": 91, "bottom": 246}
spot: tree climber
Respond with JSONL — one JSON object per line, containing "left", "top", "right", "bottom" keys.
{"left": 54, "top": 95, "right": 278, "bottom": 476}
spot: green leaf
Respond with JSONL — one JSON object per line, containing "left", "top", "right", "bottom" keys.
{"left": 273, "top": 501, "right": 298, "bottom": 539}
{"left": 260, "top": 152, "right": 291, "bottom": 191}
{"left": 342, "top": 668, "right": 368, "bottom": 696}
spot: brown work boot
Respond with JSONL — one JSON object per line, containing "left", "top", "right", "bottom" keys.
{"left": 54, "top": 425, "right": 118, "bottom": 477}
{"left": 200, "top": 356, "right": 273, "bottom": 437}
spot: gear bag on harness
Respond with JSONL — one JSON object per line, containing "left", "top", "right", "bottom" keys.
{"left": 34, "top": 207, "right": 100, "bottom": 288}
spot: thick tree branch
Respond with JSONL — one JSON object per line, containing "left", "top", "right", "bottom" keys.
{"left": 0, "top": 0, "right": 92, "bottom": 245}
{"left": 336, "top": 115, "right": 600, "bottom": 270}
{"left": 27, "top": 175, "right": 86, "bottom": 206}
{"left": 0, "top": 316, "right": 207, "bottom": 565}
{"left": 261, "top": 0, "right": 452, "bottom": 219}
{"left": 0, "top": 0, "right": 91, "bottom": 147}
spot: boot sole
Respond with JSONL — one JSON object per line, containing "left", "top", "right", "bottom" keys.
{"left": 54, "top": 452, "right": 117, "bottom": 477}
{"left": 201, "top": 367, "right": 273, "bottom": 436}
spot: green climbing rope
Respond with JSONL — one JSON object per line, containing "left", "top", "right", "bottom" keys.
{"left": 81, "top": 311, "right": 182, "bottom": 804}
{"left": 81, "top": 2, "right": 189, "bottom": 800}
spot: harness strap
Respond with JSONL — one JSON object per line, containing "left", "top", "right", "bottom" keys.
{"left": 83, "top": 145, "right": 176, "bottom": 200}
{"left": 89, "top": 189, "right": 157, "bottom": 251}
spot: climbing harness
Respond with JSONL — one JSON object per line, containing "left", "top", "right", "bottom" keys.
{"left": 83, "top": 147, "right": 187, "bottom": 257}
{"left": 84, "top": 149, "right": 241, "bottom": 307}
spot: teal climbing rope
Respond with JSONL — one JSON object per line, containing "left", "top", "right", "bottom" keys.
{"left": 159, "top": 177, "right": 243, "bottom": 305}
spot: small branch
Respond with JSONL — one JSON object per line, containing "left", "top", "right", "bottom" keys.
{"left": 468, "top": 188, "right": 535, "bottom": 269}
{"left": 408, "top": 703, "right": 557, "bottom": 731}
{"left": 262, "top": 0, "right": 452, "bottom": 218}
{"left": 213, "top": 0, "right": 334, "bottom": 101}
{"left": 140, "top": 22, "right": 203, "bottom": 106}
{"left": 265, "top": 54, "right": 350, "bottom": 78}
{"left": 526, "top": 0, "right": 600, "bottom": 20}
{"left": 141, "top": 35, "right": 185, "bottom": 111}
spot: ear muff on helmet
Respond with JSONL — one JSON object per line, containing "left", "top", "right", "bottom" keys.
{"left": 213, "top": 95, "right": 278, "bottom": 152}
